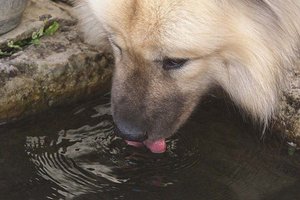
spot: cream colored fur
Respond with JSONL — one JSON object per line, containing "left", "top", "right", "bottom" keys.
{"left": 75, "top": 0, "right": 300, "bottom": 129}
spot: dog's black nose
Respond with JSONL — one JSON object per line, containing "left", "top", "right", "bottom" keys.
{"left": 114, "top": 123, "right": 148, "bottom": 142}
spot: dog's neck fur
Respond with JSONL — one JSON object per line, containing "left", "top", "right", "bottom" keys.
{"left": 217, "top": 0, "right": 300, "bottom": 127}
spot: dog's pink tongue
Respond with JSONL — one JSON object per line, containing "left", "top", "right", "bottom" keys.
{"left": 126, "top": 139, "right": 167, "bottom": 153}
{"left": 144, "top": 139, "right": 166, "bottom": 154}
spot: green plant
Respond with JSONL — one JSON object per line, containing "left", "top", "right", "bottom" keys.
{"left": 0, "top": 49, "right": 11, "bottom": 56}
{"left": 31, "top": 21, "right": 60, "bottom": 45}
{"left": 0, "top": 21, "right": 60, "bottom": 58}
{"left": 31, "top": 26, "right": 44, "bottom": 45}
{"left": 44, "top": 21, "right": 60, "bottom": 36}
{"left": 7, "top": 40, "right": 22, "bottom": 50}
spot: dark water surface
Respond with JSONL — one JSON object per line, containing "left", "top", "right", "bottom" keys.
{"left": 0, "top": 94, "right": 300, "bottom": 200}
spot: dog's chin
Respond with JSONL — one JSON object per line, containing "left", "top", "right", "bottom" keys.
{"left": 126, "top": 139, "right": 167, "bottom": 154}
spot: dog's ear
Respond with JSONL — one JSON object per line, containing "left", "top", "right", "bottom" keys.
{"left": 73, "top": 0, "right": 111, "bottom": 51}
{"left": 216, "top": 57, "right": 281, "bottom": 131}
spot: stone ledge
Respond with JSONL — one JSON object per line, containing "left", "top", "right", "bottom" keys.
{"left": 0, "top": 0, "right": 113, "bottom": 123}
{"left": 0, "top": 0, "right": 73, "bottom": 48}
{"left": 275, "top": 69, "right": 300, "bottom": 145}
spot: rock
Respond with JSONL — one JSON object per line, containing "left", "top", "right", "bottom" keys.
{"left": 0, "top": 0, "right": 28, "bottom": 35}
{"left": 0, "top": 0, "right": 113, "bottom": 123}
{"left": 274, "top": 68, "right": 300, "bottom": 145}
{"left": 0, "top": 0, "right": 74, "bottom": 48}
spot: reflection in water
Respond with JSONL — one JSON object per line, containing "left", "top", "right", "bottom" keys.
{"left": 0, "top": 94, "right": 300, "bottom": 200}
{"left": 24, "top": 102, "right": 122, "bottom": 198}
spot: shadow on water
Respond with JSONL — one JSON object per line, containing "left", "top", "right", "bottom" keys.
{"left": 0, "top": 93, "right": 300, "bottom": 200}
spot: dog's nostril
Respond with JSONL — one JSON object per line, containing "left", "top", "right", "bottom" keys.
{"left": 114, "top": 125, "right": 148, "bottom": 142}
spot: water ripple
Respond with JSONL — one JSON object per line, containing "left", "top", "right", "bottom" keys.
{"left": 14, "top": 96, "right": 300, "bottom": 200}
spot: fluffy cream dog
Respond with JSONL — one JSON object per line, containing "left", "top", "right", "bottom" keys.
{"left": 75, "top": 0, "right": 300, "bottom": 153}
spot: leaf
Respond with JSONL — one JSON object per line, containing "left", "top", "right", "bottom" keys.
{"left": 44, "top": 21, "right": 60, "bottom": 36}
{"left": 37, "top": 26, "right": 44, "bottom": 37}
{"left": 32, "top": 31, "right": 39, "bottom": 40}
{"left": 0, "top": 21, "right": 60, "bottom": 58}
{"left": 7, "top": 41, "right": 22, "bottom": 50}
{"left": 31, "top": 38, "right": 40, "bottom": 45}
{"left": 16, "top": 39, "right": 31, "bottom": 47}
{"left": 0, "top": 49, "right": 11, "bottom": 56}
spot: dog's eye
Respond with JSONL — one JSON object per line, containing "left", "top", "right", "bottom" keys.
{"left": 162, "top": 58, "right": 189, "bottom": 70}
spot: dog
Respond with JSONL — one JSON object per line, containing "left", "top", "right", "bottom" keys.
{"left": 75, "top": 0, "right": 300, "bottom": 153}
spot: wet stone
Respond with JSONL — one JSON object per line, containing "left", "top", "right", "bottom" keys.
{"left": 0, "top": 0, "right": 113, "bottom": 123}
{"left": 275, "top": 68, "right": 300, "bottom": 146}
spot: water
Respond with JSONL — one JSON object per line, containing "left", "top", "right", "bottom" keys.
{"left": 0, "top": 94, "right": 299, "bottom": 200}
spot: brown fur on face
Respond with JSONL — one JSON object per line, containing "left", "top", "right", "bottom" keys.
{"left": 75, "top": 0, "right": 300, "bottom": 141}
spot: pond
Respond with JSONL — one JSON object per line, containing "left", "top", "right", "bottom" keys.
{"left": 0, "top": 93, "right": 299, "bottom": 200}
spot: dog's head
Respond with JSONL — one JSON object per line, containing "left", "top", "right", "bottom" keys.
{"left": 78, "top": 0, "right": 284, "bottom": 152}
